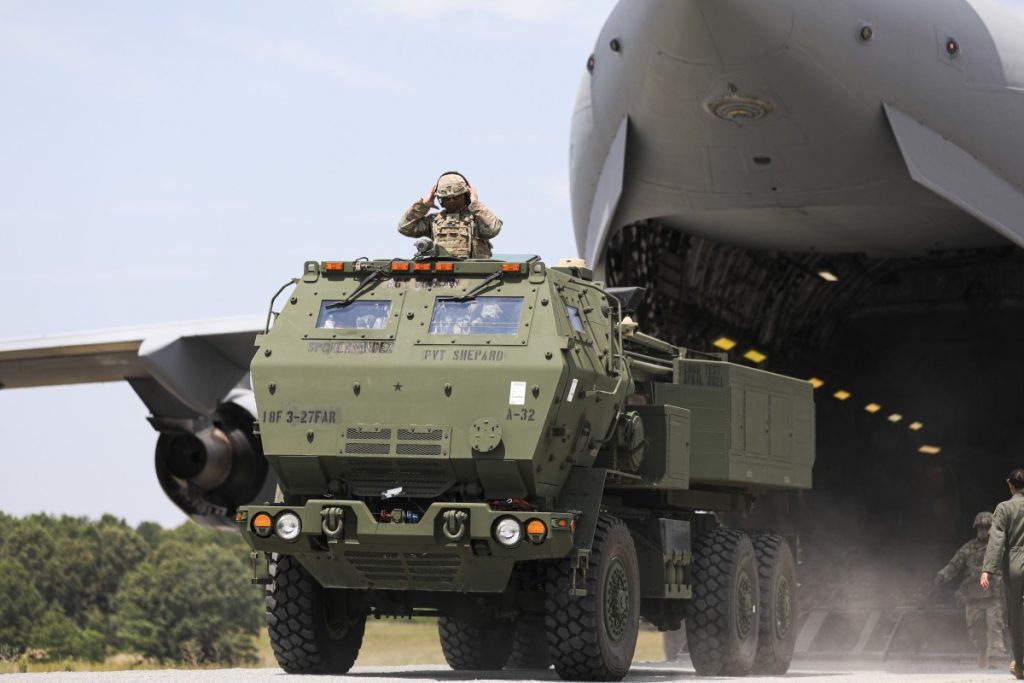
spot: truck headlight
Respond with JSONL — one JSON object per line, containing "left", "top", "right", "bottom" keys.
{"left": 275, "top": 512, "right": 302, "bottom": 542}
{"left": 493, "top": 517, "right": 522, "bottom": 547}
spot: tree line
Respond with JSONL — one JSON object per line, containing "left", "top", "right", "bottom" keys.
{"left": 0, "top": 512, "right": 262, "bottom": 665}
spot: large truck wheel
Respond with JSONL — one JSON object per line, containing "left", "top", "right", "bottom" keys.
{"left": 545, "top": 515, "right": 641, "bottom": 681}
{"left": 266, "top": 553, "right": 367, "bottom": 674}
{"left": 685, "top": 528, "right": 760, "bottom": 676}
{"left": 752, "top": 534, "right": 798, "bottom": 674}
{"left": 438, "top": 615, "right": 513, "bottom": 670}
{"left": 506, "top": 615, "right": 551, "bottom": 670}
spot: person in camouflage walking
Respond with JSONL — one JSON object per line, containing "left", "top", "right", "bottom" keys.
{"left": 983, "top": 469, "right": 1024, "bottom": 680}
{"left": 936, "top": 511, "right": 1007, "bottom": 668}
{"left": 399, "top": 172, "right": 502, "bottom": 258}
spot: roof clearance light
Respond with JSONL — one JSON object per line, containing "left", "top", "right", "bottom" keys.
{"left": 324, "top": 262, "right": 344, "bottom": 272}
{"left": 713, "top": 337, "right": 737, "bottom": 351}
{"left": 833, "top": 390, "right": 851, "bottom": 401}
{"left": 865, "top": 403, "right": 881, "bottom": 414}
{"left": 744, "top": 349, "right": 767, "bottom": 364}
{"left": 909, "top": 422, "right": 924, "bottom": 431}
{"left": 501, "top": 263, "right": 523, "bottom": 273}
{"left": 413, "top": 262, "right": 432, "bottom": 272}
{"left": 919, "top": 445, "right": 942, "bottom": 455}
{"left": 888, "top": 413, "right": 903, "bottom": 423}
{"left": 390, "top": 261, "right": 410, "bottom": 272}
{"left": 435, "top": 262, "right": 455, "bottom": 272}
{"left": 808, "top": 377, "right": 825, "bottom": 389}
{"left": 817, "top": 270, "right": 839, "bottom": 282}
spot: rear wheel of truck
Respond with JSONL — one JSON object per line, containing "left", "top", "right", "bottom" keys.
{"left": 506, "top": 614, "right": 551, "bottom": 670}
{"left": 544, "top": 515, "right": 640, "bottom": 681}
{"left": 685, "top": 528, "right": 760, "bottom": 676}
{"left": 751, "top": 534, "right": 797, "bottom": 674}
{"left": 265, "top": 553, "right": 367, "bottom": 674}
{"left": 438, "top": 614, "right": 514, "bottom": 670}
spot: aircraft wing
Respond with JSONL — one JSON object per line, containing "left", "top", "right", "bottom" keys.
{"left": 0, "top": 316, "right": 265, "bottom": 415}
{"left": 0, "top": 315, "right": 274, "bottom": 530}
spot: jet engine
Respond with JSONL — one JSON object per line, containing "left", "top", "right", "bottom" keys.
{"left": 154, "top": 389, "right": 277, "bottom": 530}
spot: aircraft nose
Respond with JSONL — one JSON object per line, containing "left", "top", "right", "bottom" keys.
{"left": 646, "top": 0, "right": 794, "bottom": 65}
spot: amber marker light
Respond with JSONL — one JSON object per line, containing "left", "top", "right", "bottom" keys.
{"left": 323, "top": 262, "right": 344, "bottom": 272}
{"left": 864, "top": 403, "right": 881, "bottom": 414}
{"left": 744, "top": 349, "right": 767, "bottom": 364}
{"left": 390, "top": 261, "right": 410, "bottom": 272}
{"left": 713, "top": 336, "right": 737, "bottom": 351}
{"left": 919, "top": 445, "right": 942, "bottom": 455}
{"left": 435, "top": 262, "right": 455, "bottom": 272}
{"left": 252, "top": 513, "right": 273, "bottom": 537}
{"left": 526, "top": 519, "right": 547, "bottom": 544}
{"left": 888, "top": 413, "right": 903, "bottom": 423}
{"left": 833, "top": 390, "right": 851, "bottom": 401}
{"left": 909, "top": 422, "right": 924, "bottom": 431}
{"left": 808, "top": 377, "right": 825, "bottom": 389}
{"left": 501, "top": 263, "right": 523, "bottom": 273}
{"left": 412, "top": 262, "right": 432, "bottom": 272}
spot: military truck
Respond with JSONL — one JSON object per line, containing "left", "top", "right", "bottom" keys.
{"left": 238, "top": 250, "right": 814, "bottom": 680}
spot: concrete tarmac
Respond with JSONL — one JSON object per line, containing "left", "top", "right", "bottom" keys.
{"left": 0, "top": 660, "right": 1018, "bottom": 683}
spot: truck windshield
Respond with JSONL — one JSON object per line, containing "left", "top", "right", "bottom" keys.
{"left": 316, "top": 300, "right": 392, "bottom": 329}
{"left": 428, "top": 296, "right": 523, "bottom": 336}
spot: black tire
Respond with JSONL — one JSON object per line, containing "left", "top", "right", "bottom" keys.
{"left": 752, "top": 534, "right": 798, "bottom": 675}
{"left": 545, "top": 515, "right": 641, "bottom": 681}
{"left": 266, "top": 553, "right": 367, "bottom": 674}
{"left": 684, "top": 528, "right": 760, "bottom": 676}
{"left": 507, "top": 615, "right": 551, "bottom": 670}
{"left": 438, "top": 615, "right": 513, "bottom": 670}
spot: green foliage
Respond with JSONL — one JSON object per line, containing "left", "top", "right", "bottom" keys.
{"left": 0, "top": 515, "right": 149, "bottom": 623}
{"left": 0, "top": 513, "right": 263, "bottom": 665}
{"left": 0, "top": 558, "right": 45, "bottom": 651}
{"left": 113, "top": 539, "right": 261, "bottom": 664}
{"left": 28, "top": 604, "right": 106, "bottom": 662}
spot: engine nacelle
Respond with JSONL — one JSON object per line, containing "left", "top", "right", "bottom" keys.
{"left": 154, "top": 390, "right": 277, "bottom": 530}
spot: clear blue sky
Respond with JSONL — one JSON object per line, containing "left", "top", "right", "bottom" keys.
{"left": 0, "top": 0, "right": 618, "bottom": 527}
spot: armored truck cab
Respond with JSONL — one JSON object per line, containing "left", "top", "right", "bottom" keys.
{"left": 239, "top": 254, "right": 814, "bottom": 680}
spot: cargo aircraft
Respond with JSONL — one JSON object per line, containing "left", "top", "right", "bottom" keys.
{"left": 2, "top": 0, "right": 1023, "bottom": 544}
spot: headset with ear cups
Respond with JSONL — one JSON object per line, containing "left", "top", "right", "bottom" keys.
{"left": 434, "top": 170, "right": 472, "bottom": 208}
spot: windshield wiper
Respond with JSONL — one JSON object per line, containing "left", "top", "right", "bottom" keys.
{"left": 327, "top": 269, "right": 385, "bottom": 309}
{"left": 441, "top": 270, "right": 503, "bottom": 302}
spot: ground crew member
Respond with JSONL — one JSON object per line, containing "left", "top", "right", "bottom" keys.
{"left": 982, "top": 469, "right": 1024, "bottom": 679}
{"left": 399, "top": 172, "right": 502, "bottom": 258}
{"left": 935, "top": 511, "right": 1007, "bottom": 667}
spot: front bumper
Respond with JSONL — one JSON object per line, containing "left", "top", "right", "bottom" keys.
{"left": 238, "top": 499, "right": 576, "bottom": 593}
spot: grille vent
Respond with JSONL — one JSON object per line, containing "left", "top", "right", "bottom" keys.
{"left": 345, "top": 551, "right": 461, "bottom": 587}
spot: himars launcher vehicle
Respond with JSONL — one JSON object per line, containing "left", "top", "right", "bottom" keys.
{"left": 238, "top": 248, "right": 815, "bottom": 680}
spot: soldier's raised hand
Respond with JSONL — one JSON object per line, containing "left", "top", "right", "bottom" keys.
{"left": 469, "top": 184, "right": 478, "bottom": 204}
{"left": 423, "top": 185, "right": 437, "bottom": 205}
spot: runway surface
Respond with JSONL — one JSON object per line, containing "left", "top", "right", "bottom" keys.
{"left": 0, "top": 661, "right": 1016, "bottom": 682}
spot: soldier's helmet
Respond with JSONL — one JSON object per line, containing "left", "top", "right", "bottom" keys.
{"left": 436, "top": 173, "right": 470, "bottom": 198}
{"left": 974, "top": 511, "right": 994, "bottom": 528}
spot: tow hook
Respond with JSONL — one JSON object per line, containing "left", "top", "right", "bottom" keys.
{"left": 442, "top": 509, "right": 469, "bottom": 541}
{"left": 321, "top": 506, "right": 345, "bottom": 539}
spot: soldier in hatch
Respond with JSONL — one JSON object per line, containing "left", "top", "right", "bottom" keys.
{"left": 399, "top": 172, "right": 502, "bottom": 258}
{"left": 935, "top": 511, "right": 1007, "bottom": 668}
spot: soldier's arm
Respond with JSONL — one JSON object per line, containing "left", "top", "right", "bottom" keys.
{"left": 937, "top": 545, "right": 967, "bottom": 582}
{"left": 982, "top": 503, "right": 1007, "bottom": 574}
{"left": 469, "top": 201, "right": 503, "bottom": 239}
{"left": 398, "top": 200, "right": 432, "bottom": 237}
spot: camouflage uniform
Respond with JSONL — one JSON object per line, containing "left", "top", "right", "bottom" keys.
{"left": 938, "top": 511, "right": 1007, "bottom": 665}
{"left": 398, "top": 174, "right": 502, "bottom": 258}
